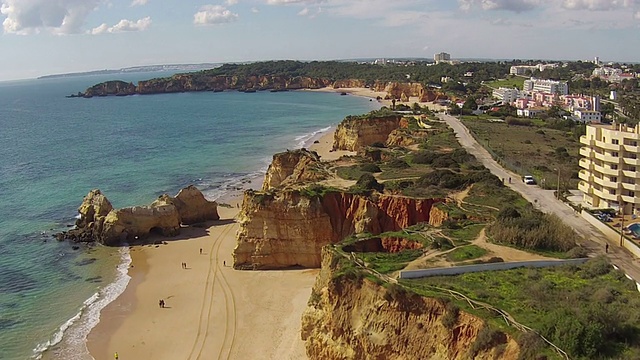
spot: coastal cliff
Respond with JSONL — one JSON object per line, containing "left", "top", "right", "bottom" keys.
{"left": 233, "top": 190, "right": 442, "bottom": 269}
{"left": 332, "top": 114, "right": 404, "bottom": 152}
{"left": 262, "top": 149, "right": 326, "bottom": 191}
{"left": 57, "top": 185, "right": 219, "bottom": 246}
{"left": 372, "top": 81, "right": 445, "bottom": 102}
{"left": 301, "top": 247, "right": 521, "bottom": 360}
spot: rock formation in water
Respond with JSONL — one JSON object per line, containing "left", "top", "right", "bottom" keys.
{"left": 57, "top": 185, "right": 219, "bottom": 246}
{"left": 233, "top": 190, "right": 443, "bottom": 269}
{"left": 262, "top": 149, "right": 326, "bottom": 191}
{"left": 332, "top": 114, "right": 404, "bottom": 152}
{"left": 301, "top": 247, "right": 522, "bottom": 359}
{"left": 78, "top": 80, "right": 137, "bottom": 97}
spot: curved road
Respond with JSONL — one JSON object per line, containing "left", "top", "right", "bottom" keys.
{"left": 439, "top": 113, "right": 640, "bottom": 281}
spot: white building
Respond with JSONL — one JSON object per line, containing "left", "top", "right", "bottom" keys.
{"left": 611, "top": 90, "right": 618, "bottom": 101}
{"left": 492, "top": 87, "right": 520, "bottom": 104}
{"left": 517, "top": 108, "right": 546, "bottom": 118}
{"left": 523, "top": 78, "right": 568, "bottom": 95}
{"left": 434, "top": 52, "right": 451, "bottom": 64}
{"left": 510, "top": 64, "right": 558, "bottom": 75}
{"left": 574, "top": 109, "right": 602, "bottom": 123}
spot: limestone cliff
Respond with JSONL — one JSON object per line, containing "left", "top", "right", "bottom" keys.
{"left": 81, "top": 81, "right": 137, "bottom": 97}
{"left": 332, "top": 114, "right": 403, "bottom": 152}
{"left": 371, "top": 81, "right": 444, "bottom": 102}
{"left": 57, "top": 186, "right": 219, "bottom": 245}
{"left": 262, "top": 149, "right": 325, "bottom": 191}
{"left": 332, "top": 79, "right": 367, "bottom": 89}
{"left": 301, "top": 248, "right": 521, "bottom": 360}
{"left": 233, "top": 190, "right": 443, "bottom": 269}
{"left": 78, "top": 75, "right": 334, "bottom": 97}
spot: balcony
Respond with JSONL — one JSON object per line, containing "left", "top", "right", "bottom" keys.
{"left": 579, "top": 136, "right": 594, "bottom": 146}
{"left": 621, "top": 182, "right": 640, "bottom": 192}
{"left": 579, "top": 147, "right": 593, "bottom": 158}
{"left": 621, "top": 195, "right": 640, "bottom": 204}
{"left": 595, "top": 140, "right": 620, "bottom": 151}
{"left": 624, "top": 143, "right": 640, "bottom": 153}
{"left": 578, "top": 181, "right": 591, "bottom": 193}
{"left": 624, "top": 157, "right": 640, "bottom": 166}
{"left": 578, "top": 170, "right": 590, "bottom": 182}
{"left": 623, "top": 169, "right": 639, "bottom": 178}
{"left": 593, "top": 164, "right": 618, "bottom": 176}
{"left": 593, "top": 188, "right": 617, "bottom": 201}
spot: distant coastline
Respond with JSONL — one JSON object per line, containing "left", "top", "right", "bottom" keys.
{"left": 37, "top": 63, "right": 222, "bottom": 80}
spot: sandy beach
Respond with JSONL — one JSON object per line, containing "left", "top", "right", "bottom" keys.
{"left": 87, "top": 202, "right": 318, "bottom": 360}
{"left": 83, "top": 95, "right": 377, "bottom": 360}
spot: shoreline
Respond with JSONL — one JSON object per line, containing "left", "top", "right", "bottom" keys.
{"left": 81, "top": 125, "right": 340, "bottom": 360}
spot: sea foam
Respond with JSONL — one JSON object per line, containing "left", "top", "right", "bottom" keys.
{"left": 33, "top": 247, "right": 132, "bottom": 360}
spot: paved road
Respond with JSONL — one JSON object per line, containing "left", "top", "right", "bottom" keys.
{"left": 439, "top": 113, "right": 640, "bottom": 281}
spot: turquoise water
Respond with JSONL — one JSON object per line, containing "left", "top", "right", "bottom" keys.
{"left": 0, "top": 73, "right": 377, "bottom": 359}
{"left": 628, "top": 223, "right": 640, "bottom": 237}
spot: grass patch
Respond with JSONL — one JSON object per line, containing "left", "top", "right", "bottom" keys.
{"left": 442, "top": 224, "right": 485, "bottom": 243}
{"left": 484, "top": 77, "right": 526, "bottom": 90}
{"left": 446, "top": 245, "right": 488, "bottom": 262}
{"left": 359, "top": 249, "right": 423, "bottom": 274}
{"left": 403, "top": 257, "right": 640, "bottom": 359}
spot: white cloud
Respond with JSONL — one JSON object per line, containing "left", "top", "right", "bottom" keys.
{"left": 562, "top": 0, "right": 635, "bottom": 10}
{"left": 1, "top": 0, "right": 103, "bottom": 34}
{"left": 251, "top": 7, "right": 260, "bottom": 12}
{"left": 267, "top": 0, "right": 324, "bottom": 4}
{"left": 298, "top": 7, "right": 309, "bottom": 15}
{"left": 226, "top": 0, "right": 238, "bottom": 5}
{"left": 459, "top": 0, "right": 545, "bottom": 12}
{"left": 194, "top": 5, "right": 239, "bottom": 25}
{"left": 130, "top": 0, "right": 148, "bottom": 6}
{"left": 90, "top": 16, "right": 152, "bottom": 34}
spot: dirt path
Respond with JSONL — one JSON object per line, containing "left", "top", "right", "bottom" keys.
{"left": 472, "top": 229, "right": 553, "bottom": 262}
{"left": 440, "top": 113, "right": 640, "bottom": 281}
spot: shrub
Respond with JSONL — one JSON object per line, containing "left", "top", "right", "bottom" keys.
{"left": 387, "top": 158, "right": 410, "bottom": 169}
{"left": 581, "top": 256, "right": 611, "bottom": 278}
{"left": 370, "top": 142, "right": 386, "bottom": 148}
{"left": 412, "top": 150, "right": 437, "bottom": 164}
{"left": 360, "top": 163, "right": 382, "bottom": 173}
{"left": 470, "top": 325, "right": 501, "bottom": 354}
{"left": 566, "top": 246, "right": 588, "bottom": 259}
{"left": 441, "top": 303, "right": 459, "bottom": 329}
{"left": 516, "top": 332, "right": 545, "bottom": 360}
{"left": 351, "top": 173, "right": 383, "bottom": 193}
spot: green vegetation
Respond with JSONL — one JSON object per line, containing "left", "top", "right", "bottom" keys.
{"left": 298, "top": 184, "right": 340, "bottom": 198}
{"left": 488, "top": 206, "right": 578, "bottom": 252}
{"left": 484, "top": 76, "right": 525, "bottom": 90}
{"left": 461, "top": 118, "right": 581, "bottom": 190}
{"left": 445, "top": 245, "right": 488, "bottom": 262}
{"left": 404, "top": 257, "right": 640, "bottom": 359}
{"left": 336, "top": 163, "right": 381, "bottom": 181}
{"left": 360, "top": 249, "right": 423, "bottom": 274}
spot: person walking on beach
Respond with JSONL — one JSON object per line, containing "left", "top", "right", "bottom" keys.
{"left": 223, "top": 260, "right": 226, "bottom": 267}
{"left": 159, "top": 299, "right": 162, "bottom": 308}
{"left": 606, "top": 243, "right": 609, "bottom": 253}
{"left": 199, "top": 248, "right": 202, "bottom": 255}
{"left": 114, "top": 352, "right": 119, "bottom": 359}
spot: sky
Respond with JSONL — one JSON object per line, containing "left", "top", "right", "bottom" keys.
{"left": 0, "top": 0, "right": 639, "bottom": 81}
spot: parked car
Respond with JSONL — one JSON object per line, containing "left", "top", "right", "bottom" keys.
{"left": 523, "top": 175, "right": 536, "bottom": 185}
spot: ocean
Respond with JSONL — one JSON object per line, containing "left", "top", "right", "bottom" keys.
{"left": 0, "top": 72, "right": 377, "bottom": 360}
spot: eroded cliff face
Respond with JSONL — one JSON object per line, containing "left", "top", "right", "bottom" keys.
{"left": 371, "top": 81, "right": 444, "bottom": 102}
{"left": 332, "top": 115, "right": 403, "bottom": 152}
{"left": 332, "top": 79, "right": 367, "bottom": 88}
{"left": 262, "top": 149, "right": 325, "bottom": 191}
{"left": 233, "top": 190, "right": 443, "bottom": 269}
{"left": 57, "top": 186, "right": 219, "bottom": 246}
{"left": 301, "top": 248, "right": 521, "bottom": 360}
{"left": 82, "top": 81, "right": 137, "bottom": 97}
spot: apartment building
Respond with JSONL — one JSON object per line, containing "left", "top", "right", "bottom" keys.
{"left": 434, "top": 52, "right": 451, "bottom": 64}
{"left": 579, "top": 123, "right": 640, "bottom": 214}
{"left": 523, "top": 78, "right": 569, "bottom": 95}
{"left": 574, "top": 109, "right": 602, "bottom": 123}
{"left": 492, "top": 87, "right": 520, "bottom": 104}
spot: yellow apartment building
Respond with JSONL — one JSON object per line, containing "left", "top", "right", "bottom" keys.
{"left": 579, "top": 123, "right": 640, "bottom": 215}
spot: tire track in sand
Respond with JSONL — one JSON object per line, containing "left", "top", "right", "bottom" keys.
{"left": 187, "top": 222, "right": 234, "bottom": 360}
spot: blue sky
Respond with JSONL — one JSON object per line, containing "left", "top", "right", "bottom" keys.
{"left": 0, "top": 0, "right": 639, "bottom": 80}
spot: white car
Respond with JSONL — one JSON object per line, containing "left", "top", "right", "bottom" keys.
{"left": 523, "top": 175, "right": 536, "bottom": 185}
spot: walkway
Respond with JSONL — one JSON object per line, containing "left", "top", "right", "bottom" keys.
{"left": 439, "top": 113, "right": 640, "bottom": 281}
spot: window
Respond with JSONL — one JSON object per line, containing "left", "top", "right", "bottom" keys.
{"left": 612, "top": 164, "right": 618, "bottom": 170}
{"left": 610, "top": 177, "right": 617, "bottom": 182}
{"left": 609, "top": 189, "right": 617, "bottom": 195}
{"left": 613, "top": 139, "right": 619, "bottom": 144}
{"left": 629, "top": 192, "right": 635, "bottom": 197}
{"left": 612, "top": 152, "right": 619, "bottom": 157}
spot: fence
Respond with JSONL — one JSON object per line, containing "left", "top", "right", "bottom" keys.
{"left": 329, "top": 246, "right": 570, "bottom": 359}
{"left": 399, "top": 258, "right": 589, "bottom": 279}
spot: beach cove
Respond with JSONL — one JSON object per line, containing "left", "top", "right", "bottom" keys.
{"left": 0, "top": 74, "right": 377, "bottom": 360}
